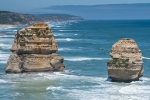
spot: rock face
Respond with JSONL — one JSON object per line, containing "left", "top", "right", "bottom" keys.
{"left": 107, "top": 38, "right": 144, "bottom": 82}
{"left": 6, "top": 22, "right": 65, "bottom": 73}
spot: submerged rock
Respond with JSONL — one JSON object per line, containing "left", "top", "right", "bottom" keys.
{"left": 107, "top": 38, "right": 144, "bottom": 82}
{"left": 6, "top": 22, "right": 65, "bottom": 73}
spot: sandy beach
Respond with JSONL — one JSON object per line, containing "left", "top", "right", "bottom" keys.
{"left": 0, "top": 24, "right": 15, "bottom": 27}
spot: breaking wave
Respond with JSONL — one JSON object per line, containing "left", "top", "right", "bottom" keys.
{"left": 142, "top": 56, "right": 150, "bottom": 59}
{"left": 58, "top": 30, "right": 78, "bottom": 32}
{"left": 58, "top": 48, "right": 73, "bottom": 51}
{"left": 64, "top": 57, "right": 110, "bottom": 61}
{"left": 0, "top": 35, "right": 15, "bottom": 38}
{"left": 56, "top": 38, "right": 74, "bottom": 42}
{"left": 0, "top": 43, "right": 11, "bottom": 49}
{"left": 0, "top": 79, "right": 8, "bottom": 83}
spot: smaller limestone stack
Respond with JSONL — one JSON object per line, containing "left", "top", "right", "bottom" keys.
{"left": 6, "top": 22, "right": 65, "bottom": 73}
{"left": 107, "top": 38, "right": 144, "bottom": 82}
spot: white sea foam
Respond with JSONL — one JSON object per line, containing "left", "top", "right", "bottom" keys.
{"left": 58, "top": 48, "right": 72, "bottom": 51}
{"left": 58, "top": 30, "right": 78, "bottom": 32}
{"left": 119, "top": 85, "right": 150, "bottom": 94}
{"left": 0, "top": 54, "right": 10, "bottom": 57}
{"left": 58, "top": 47, "right": 81, "bottom": 51}
{"left": 0, "top": 37, "right": 14, "bottom": 43}
{"left": 0, "top": 26, "right": 17, "bottom": 30}
{"left": 13, "top": 30, "right": 17, "bottom": 32}
{"left": 13, "top": 92, "right": 24, "bottom": 96}
{"left": 64, "top": 57, "right": 110, "bottom": 61}
{"left": 40, "top": 72, "right": 150, "bottom": 100}
{"left": 0, "top": 61, "right": 7, "bottom": 63}
{"left": 74, "top": 34, "right": 78, "bottom": 36}
{"left": 0, "top": 54, "right": 10, "bottom": 61}
{"left": 3, "top": 71, "right": 150, "bottom": 100}
{"left": 142, "top": 56, "right": 150, "bottom": 59}
{"left": 66, "top": 38, "right": 73, "bottom": 41}
{"left": 140, "top": 77, "right": 150, "bottom": 81}
{"left": 54, "top": 34, "right": 64, "bottom": 36}
{"left": 38, "top": 72, "right": 106, "bottom": 84}
{"left": 0, "top": 43, "right": 12, "bottom": 49}
{"left": 0, "top": 35, "right": 15, "bottom": 38}
{"left": 46, "top": 76, "right": 146, "bottom": 100}
{"left": 0, "top": 27, "right": 18, "bottom": 34}
{"left": 6, "top": 32, "right": 15, "bottom": 33}
{"left": 0, "top": 79, "right": 8, "bottom": 83}
{"left": 57, "top": 34, "right": 64, "bottom": 36}
{"left": 58, "top": 30, "right": 66, "bottom": 32}
{"left": 46, "top": 86, "right": 63, "bottom": 91}
{"left": 56, "top": 26, "right": 62, "bottom": 28}
{"left": 56, "top": 38, "right": 74, "bottom": 42}
{"left": 64, "top": 82, "right": 150, "bottom": 100}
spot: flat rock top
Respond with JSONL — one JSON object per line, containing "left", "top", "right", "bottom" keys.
{"left": 29, "top": 22, "right": 49, "bottom": 28}
{"left": 110, "top": 38, "right": 142, "bottom": 60}
{"left": 113, "top": 38, "right": 137, "bottom": 46}
{"left": 111, "top": 38, "right": 140, "bottom": 51}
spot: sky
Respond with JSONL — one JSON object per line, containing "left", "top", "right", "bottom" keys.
{"left": 0, "top": 0, "right": 150, "bottom": 12}
{"left": 41, "top": 4, "right": 150, "bottom": 20}
{"left": 0, "top": 0, "right": 150, "bottom": 20}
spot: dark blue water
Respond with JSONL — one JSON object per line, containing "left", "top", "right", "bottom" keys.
{"left": 0, "top": 20, "right": 150, "bottom": 100}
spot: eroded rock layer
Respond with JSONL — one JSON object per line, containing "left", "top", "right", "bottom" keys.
{"left": 107, "top": 38, "right": 144, "bottom": 82}
{"left": 6, "top": 22, "right": 65, "bottom": 73}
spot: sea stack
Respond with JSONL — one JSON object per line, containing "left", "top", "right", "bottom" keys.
{"left": 6, "top": 22, "right": 65, "bottom": 73}
{"left": 107, "top": 38, "right": 144, "bottom": 82}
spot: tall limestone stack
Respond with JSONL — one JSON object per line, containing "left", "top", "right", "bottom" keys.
{"left": 107, "top": 38, "right": 144, "bottom": 82}
{"left": 6, "top": 22, "right": 65, "bottom": 73}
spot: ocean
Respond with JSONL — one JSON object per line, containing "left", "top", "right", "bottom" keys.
{"left": 0, "top": 20, "right": 150, "bottom": 100}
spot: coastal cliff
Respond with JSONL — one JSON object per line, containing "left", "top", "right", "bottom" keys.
{"left": 0, "top": 11, "right": 84, "bottom": 25}
{"left": 107, "top": 38, "right": 144, "bottom": 82}
{"left": 6, "top": 22, "right": 65, "bottom": 73}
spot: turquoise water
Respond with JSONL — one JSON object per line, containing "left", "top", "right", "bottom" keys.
{"left": 0, "top": 20, "right": 150, "bottom": 100}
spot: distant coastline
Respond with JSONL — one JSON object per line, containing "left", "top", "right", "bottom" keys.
{"left": 0, "top": 11, "right": 84, "bottom": 25}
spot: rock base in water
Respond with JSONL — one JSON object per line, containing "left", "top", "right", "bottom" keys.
{"left": 6, "top": 54, "right": 64, "bottom": 73}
